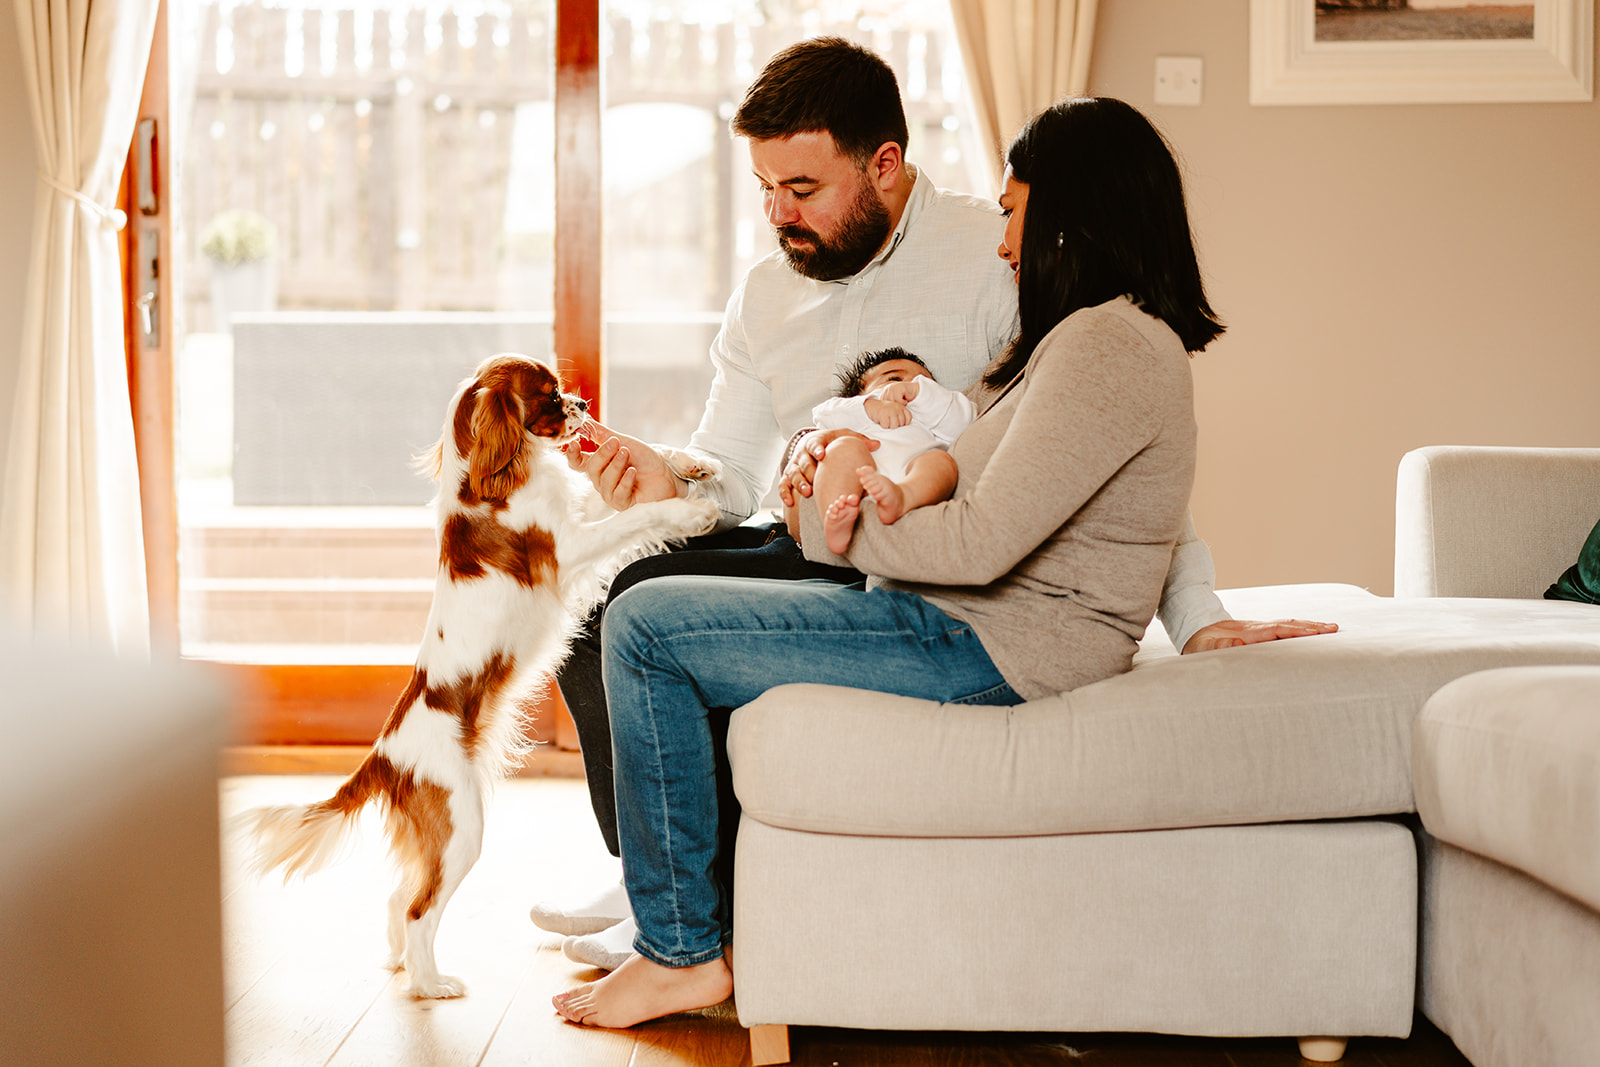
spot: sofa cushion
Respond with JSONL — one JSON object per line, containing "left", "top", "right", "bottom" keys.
{"left": 729, "top": 583, "right": 1600, "bottom": 837}
{"left": 1414, "top": 665, "right": 1600, "bottom": 913}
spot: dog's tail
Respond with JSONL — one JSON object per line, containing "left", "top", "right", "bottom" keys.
{"left": 236, "top": 751, "right": 397, "bottom": 882}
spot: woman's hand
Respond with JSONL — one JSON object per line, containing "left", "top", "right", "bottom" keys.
{"left": 778, "top": 428, "right": 878, "bottom": 507}
{"left": 1181, "top": 618, "right": 1339, "bottom": 654}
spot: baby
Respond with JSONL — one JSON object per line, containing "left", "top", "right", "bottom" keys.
{"left": 806, "top": 346, "right": 976, "bottom": 555}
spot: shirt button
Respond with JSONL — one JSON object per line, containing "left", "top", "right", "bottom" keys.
{"left": 841, "top": 345, "right": 850, "bottom": 354}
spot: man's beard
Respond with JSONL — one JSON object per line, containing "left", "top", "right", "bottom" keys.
{"left": 776, "top": 176, "right": 893, "bottom": 281}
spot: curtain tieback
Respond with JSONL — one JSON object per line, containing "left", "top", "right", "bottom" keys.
{"left": 37, "top": 171, "right": 128, "bottom": 231}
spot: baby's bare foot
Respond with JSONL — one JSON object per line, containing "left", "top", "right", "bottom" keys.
{"left": 824, "top": 493, "right": 861, "bottom": 555}
{"left": 858, "top": 468, "right": 908, "bottom": 524}
{"left": 552, "top": 952, "right": 733, "bottom": 1029}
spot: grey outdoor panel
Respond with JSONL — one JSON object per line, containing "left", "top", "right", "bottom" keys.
{"left": 232, "top": 315, "right": 554, "bottom": 506}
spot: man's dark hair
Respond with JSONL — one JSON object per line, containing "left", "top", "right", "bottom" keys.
{"left": 985, "top": 97, "right": 1225, "bottom": 389}
{"left": 835, "top": 346, "right": 928, "bottom": 398}
{"left": 731, "top": 37, "right": 909, "bottom": 166}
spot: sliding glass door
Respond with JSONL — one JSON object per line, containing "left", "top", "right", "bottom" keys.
{"left": 159, "top": 0, "right": 982, "bottom": 746}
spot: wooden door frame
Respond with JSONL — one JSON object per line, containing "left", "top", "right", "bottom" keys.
{"left": 124, "top": 0, "right": 178, "bottom": 657}
{"left": 554, "top": 0, "right": 603, "bottom": 413}
{"left": 126, "top": 0, "right": 602, "bottom": 755}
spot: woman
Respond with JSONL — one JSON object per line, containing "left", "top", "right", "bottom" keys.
{"left": 554, "top": 97, "right": 1223, "bottom": 1029}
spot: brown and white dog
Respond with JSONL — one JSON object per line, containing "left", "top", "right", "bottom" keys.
{"left": 237, "top": 353, "right": 718, "bottom": 998}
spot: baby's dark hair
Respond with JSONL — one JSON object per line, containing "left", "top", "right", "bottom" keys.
{"left": 835, "top": 346, "right": 929, "bottom": 398}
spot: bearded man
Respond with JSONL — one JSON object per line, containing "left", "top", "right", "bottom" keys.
{"left": 571, "top": 37, "right": 1017, "bottom": 530}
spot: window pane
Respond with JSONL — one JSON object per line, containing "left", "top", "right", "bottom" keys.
{"left": 176, "top": 0, "right": 554, "bottom": 661}
{"left": 599, "top": 0, "right": 987, "bottom": 457}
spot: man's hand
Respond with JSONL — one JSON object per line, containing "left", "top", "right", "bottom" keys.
{"left": 778, "top": 428, "right": 878, "bottom": 508}
{"left": 1181, "top": 618, "right": 1339, "bottom": 654}
{"left": 863, "top": 396, "right": 911, "bottom": 429}
{"left": 564, "top": 419, "right": 682, "bottom": 510}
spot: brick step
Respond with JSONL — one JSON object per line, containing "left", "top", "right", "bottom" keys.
{"left": 180, "top": 577, "right": 434, "bottom": 646}
{"left": 180, "top": 516, "right": 437, "bottom": 580}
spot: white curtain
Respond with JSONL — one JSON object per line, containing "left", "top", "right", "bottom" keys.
{"left": 949, "top": 0, "right": 1099, "bottom": 193}
{"left": 2, "top": 0, "right": 160, "bottom": 658}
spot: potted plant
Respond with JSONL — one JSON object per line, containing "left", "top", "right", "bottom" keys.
{"left": 201, "top": 208, "right": 278, "bottom": 332}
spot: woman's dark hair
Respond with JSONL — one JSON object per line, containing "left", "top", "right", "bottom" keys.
{"left": 983, "top": 97, "right": 1224, "bottom": 388}
{"left": 730, "top": 37, "right": 909, "bottom": 166}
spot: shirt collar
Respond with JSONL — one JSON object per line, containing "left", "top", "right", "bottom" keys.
{"left": 872, "top": 163, "right": 932, "bottom": 268}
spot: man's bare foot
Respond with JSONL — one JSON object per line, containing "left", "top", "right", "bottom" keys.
{"left": 552, "top": 951, "right": 733, "bottom": 1029}
{"left": 858, "top": 467, "right": 908, "bottom": 524}
{"left": 824, "top": 493, "right": 862, "bottom": 555}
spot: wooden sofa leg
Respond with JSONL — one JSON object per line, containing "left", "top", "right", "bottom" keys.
{"left": 749, "top": 1024, "right": 790, "bottom": 1065}
{"left": 1298, "top": 1036, "right": 1348, "bottom": 1062}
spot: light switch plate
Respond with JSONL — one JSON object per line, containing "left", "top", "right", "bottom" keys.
{"left": 1155, "top": 56, "right": 1203, "bottom": 106}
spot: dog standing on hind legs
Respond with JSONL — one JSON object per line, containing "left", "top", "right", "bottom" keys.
{"left": 236, "top": 353, "right": 719, "bottom": 998}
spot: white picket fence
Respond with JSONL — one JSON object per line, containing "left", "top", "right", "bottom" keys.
{"left": 182, "top": 0, "right": 982, "bottom": 328}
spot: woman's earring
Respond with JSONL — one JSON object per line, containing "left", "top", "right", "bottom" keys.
{"left": 1056, "top": 231, "right": 1065, "bottom": 249}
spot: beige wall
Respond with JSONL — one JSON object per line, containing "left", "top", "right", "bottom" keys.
{"left": 0, "top": 1, "right": 1594, "bottom": 596}
{"left": 1091, "top": 0, "right": 1600, "bottom": 595}
{"left": 0, "top": 11, "right": 37, "bottom": 481}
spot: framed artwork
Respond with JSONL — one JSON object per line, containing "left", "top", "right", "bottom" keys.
{"left": 1250, "top": 0, "right": 1594, "bottom": 104}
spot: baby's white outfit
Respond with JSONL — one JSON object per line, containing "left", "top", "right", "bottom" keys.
{"left": 810, "top": 378, "right": 977, "bottom": 482}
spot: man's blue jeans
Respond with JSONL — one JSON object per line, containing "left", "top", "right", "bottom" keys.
{"left": 602, "top": 574, "right": 1023, "bottom": 968}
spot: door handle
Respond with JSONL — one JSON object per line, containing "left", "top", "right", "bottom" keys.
{"left": 137, "top": 292, "right": 157, "bottom": 339}
{"left": 138, "top": 229, "right": 160, "bottom": 348}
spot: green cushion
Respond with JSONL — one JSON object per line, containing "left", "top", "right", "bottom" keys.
{"left": 1546, "top": 515, "right": 1600, "bottom": 604}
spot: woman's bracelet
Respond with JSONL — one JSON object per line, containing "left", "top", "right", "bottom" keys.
{"left": 779, "top": 427, "right": 815, "bottom": 474}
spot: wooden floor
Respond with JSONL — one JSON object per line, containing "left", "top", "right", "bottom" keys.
{"left": 220, "top": 776, "right": 1473, "bottom": 1067}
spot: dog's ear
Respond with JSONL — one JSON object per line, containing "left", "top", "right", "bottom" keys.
{"left": 414, "top": 437, "right": 445, "bottom": 483}
{"left": 466, "top": 368, "right": 529, "bottom": 505}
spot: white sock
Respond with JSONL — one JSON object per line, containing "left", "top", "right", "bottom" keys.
{"left": 529, "top": 876, "right": 632, "bottom": 936}
{"left": 562, "top": 916, "right": 637, "bottom": 971}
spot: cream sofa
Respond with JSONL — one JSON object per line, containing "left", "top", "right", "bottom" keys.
{"left": 1399, "top": 447, "right": 1600, "bottom": 1067}
{"left": 727, "top": 445, "right": 1600, "bottom": 1065}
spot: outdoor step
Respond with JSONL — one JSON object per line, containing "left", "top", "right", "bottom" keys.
{"left": 181, "top": 520, "right": 437, "bottom": 580}
{"left": 180, "top": 577, "right": 434, "bottom": 646}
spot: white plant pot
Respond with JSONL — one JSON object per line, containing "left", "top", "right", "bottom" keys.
{"left": 208, "top": 258, "right": 279, "bottom": 332}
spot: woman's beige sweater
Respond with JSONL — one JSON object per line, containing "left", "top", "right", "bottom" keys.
{"left": 840, "top": 295, "right": 1197, "bottom": 700}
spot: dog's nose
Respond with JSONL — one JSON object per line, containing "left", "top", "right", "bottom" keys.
{"left": 574, "top": 398, "right": 588, "bottom": 413}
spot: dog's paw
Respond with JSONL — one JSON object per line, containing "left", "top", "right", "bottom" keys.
{"left": 659, "top": 447, "right": 720, "bottom": 482}
{"left": 407, "top": 973, "right": 467, "bottom": 999}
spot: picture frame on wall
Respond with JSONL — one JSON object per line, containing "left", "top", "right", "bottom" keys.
{"left": 1250, "top": 0, "right": 1594, "bottom": 104}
